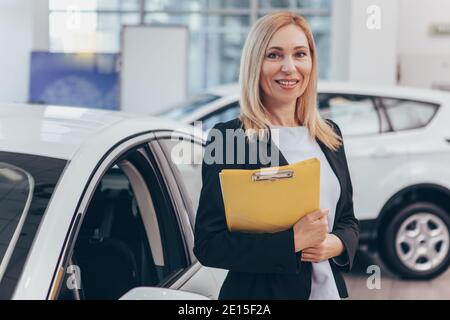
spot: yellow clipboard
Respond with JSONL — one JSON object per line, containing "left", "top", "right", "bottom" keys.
{"left": 219, "top": 158, "right": 320, "bottom": 233}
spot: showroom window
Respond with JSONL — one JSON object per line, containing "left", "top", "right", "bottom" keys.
{"left": 49, "top": 0, "right": 332, "bottom": 94}
{"left": 49, "top": 0, "right": 141, "bottom": 52}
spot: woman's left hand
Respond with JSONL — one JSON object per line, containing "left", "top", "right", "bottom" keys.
{"left": 301, "top": 233, "right": 345, "bottom": 263}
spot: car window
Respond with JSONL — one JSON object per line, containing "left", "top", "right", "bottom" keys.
{"left": 58, "top": 146, "right": 187, "bottom": 300}
{"left": 0, "top": 152, "right": 67, "bottom": 299}
{"left": 199, "top": 102, "right": 240, "bottom": 131}
{"left": 381, "top": 98, "right": 439, "bottom": 131}
{"left": 318, "top": 93, "right": 380, "bottom": 136}
{"left": 158, "top": 138, "right": 203, "bottom": 223}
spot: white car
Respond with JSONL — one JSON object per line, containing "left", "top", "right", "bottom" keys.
{"left": 0, "top": 104, "right": 226, "bottom": 300}
{"left": 160, "top": 82, "right": 450, "bottom": 279}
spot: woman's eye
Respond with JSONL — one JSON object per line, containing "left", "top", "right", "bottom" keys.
{"left": 267, "top": 53, "right": 280, "bottom": 59}
{"left": 296, "top": 51, "right": 307, "bottom": 58}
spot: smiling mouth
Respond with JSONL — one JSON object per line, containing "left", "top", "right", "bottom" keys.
{"left": 275, "top": 80, "right": 299, "bottom": 88}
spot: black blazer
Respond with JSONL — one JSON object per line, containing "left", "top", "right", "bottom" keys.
{"left": 193, "top": 118, "right": 359, "bottom": 299}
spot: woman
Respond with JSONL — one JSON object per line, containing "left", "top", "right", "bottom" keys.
{"left": 193, "top": 11, "right": 359, "bottom": 300}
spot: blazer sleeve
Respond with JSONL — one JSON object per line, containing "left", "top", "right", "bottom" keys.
{"left": 327, "top": 119, "right": 360, "bottom": 272}
{"left": 193, "top": 122, "right": 302, "bottom": 274}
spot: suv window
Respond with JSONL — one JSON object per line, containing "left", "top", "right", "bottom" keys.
{"left": 58, "top": 146, "right": 187, "bottom": 300}
{"left": 381, "top": 98, "right": 438, "bottom": 131}
{"left": 318, "top": 93, "right": 381, "bottom": 136}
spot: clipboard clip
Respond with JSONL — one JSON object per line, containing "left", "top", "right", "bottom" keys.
{"left": 252, "top": 169, "right": 294, "bottom": 182}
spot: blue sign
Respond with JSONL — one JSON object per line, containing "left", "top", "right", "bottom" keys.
{"left": 29, "top": 52, "right": 120, "bottom": 110}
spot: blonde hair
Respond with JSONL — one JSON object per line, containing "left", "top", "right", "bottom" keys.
{"left": 238, "top": 11, "right": 342, "bottom": 151}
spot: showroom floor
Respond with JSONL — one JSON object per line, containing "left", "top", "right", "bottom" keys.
{"left": 344, "top": 250, "right": 450, "bottom": 299}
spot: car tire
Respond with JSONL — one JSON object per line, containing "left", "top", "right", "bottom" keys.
{"left": 381, "top": 202, "right": 450, "bottom": 279}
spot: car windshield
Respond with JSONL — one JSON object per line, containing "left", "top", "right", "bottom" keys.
{"left": 0, "top": 163, "right": 34, "bottom": 282}
{"left": 0, "top": 151, "right": 67, "bottom": 299}
{"left": 157, "top": 93, "right": 221, "bottom": 120}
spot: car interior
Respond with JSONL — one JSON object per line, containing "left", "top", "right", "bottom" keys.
{"left": 58, "top": 163, "right": 164, "bottom": 299}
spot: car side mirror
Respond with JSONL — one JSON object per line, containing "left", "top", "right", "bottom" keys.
{"left": 119, "top": 287, "right": 210, "bottom": 300}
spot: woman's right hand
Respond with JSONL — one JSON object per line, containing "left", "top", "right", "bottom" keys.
{"left": 293, "top": 208, "right": 330, "bottom": 252}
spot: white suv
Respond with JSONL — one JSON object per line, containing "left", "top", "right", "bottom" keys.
{"left": 161, "top": 81, "right": 450, "bottom": 279}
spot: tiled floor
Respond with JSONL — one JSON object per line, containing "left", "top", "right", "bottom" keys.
{"left": 344, "top": 250, "right": 450, "bottom": 300}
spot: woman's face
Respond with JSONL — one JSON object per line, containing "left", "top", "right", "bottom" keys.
{"left": 259, "top": 24, "right": 313, "bottom": 108}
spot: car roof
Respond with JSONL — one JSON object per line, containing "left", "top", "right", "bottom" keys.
{"left": 0, "top": 103, "right": 198, "bottom": 160}
{"left": 207, "top": 81, "right": 450, "bottom": 104}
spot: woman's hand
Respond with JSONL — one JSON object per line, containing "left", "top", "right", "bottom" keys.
{"left": 293, "top": 208, "right": 329, "bottom": 252}
{"left": 300, "top": 233, "right": 345, "bottom": 263}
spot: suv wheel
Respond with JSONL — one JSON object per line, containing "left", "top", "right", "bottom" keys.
{"left": 382, "top": 202, "right": 450, "bottom": 279}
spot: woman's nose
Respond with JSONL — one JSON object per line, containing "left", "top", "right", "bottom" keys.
{"left": 281, "top": 57, "right": 295, "bottom": 73}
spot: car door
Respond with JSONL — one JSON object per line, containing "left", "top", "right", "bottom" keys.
{"left": 48, "top": 133, "right": 216, "bottom": 300}
{"left": 318, "top": 93, "right": 411, "bottom": 221}
{"left": 154, "top": 131, "right": 227, "bottom": 299}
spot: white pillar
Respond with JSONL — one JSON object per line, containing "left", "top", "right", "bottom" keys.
{"left": 0, "top": 0, "right": 33, "bottom": 103}
{"left": 348, "top": 0, "right": 399, "bottom": 85}
{"left": 32, "top": 0, "right": 50, "bottom": 51}
{"left": 330, "top": 0, "right": 351, "bottom": 81}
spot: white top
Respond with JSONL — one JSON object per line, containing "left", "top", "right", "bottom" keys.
{"left": 270, "top": 125, "right": 341, "bottom": 300}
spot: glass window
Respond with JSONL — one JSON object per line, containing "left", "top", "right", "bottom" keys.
{"left": 259, "top": 0, "right": 293, "bottom": 8}
{"left": 49, "top": 0, "right": 332, "bottom": 92}
{"left": 50, "top": 0, "right": 141, "bottom": 11}
{"left": 0, "top": 152, "right": 67, "bottom": 299}
{"left": 308, "top": 15, "right": 331, "bottom": 79}
{"left": 144, "top": 14, "right": 248, "bottom": 92}
{"left": 205, "top": 32, "right": 248, "bottom": 87}
{"left": 146, "top": 0, "right": 250, "bottom": 11}
{"left": 318, "top": 94, "right": 380, "bottom": 136}
{"left": 0, "top": 165, "right": 33, "bottom": 272}
{"left": 96, "top": 0, "right": 141, "bottom": 11}
{"left": 50, "top": 0, "right": 97, "bottom": 11}
{"left": 381, "top": 98, "right": 439, "bottom": 132}
{"left": 294, "top": 0, "right": 331, "bottom": 9}
{"left": 49, "top": 11, "right": 140, "bottom": 52}
{"left": 158, "top": 138, "right": 204, "bottom": 217}
{"left": 259, "top": 0, "right": 330, "bottom": 10}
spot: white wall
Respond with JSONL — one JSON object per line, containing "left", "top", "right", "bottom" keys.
{"left": 397, "top": 0, "right": 450, "bottom": 88}
{"left": 330, "top": 0, "right": 450, "bottom": 88}
{"left": 398, "top": 0, "right": 450, "bottom": 55}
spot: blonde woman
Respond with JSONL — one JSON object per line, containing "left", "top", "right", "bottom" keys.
{"left": 194, "top": 11, "right": 359, "bottom": 300}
